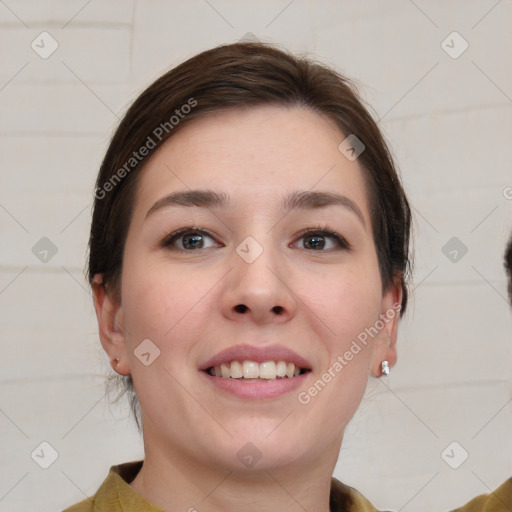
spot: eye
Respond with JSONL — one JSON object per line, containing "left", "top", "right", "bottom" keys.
{"left": 292, "top": 228, "right": 350, "bottom": 251}
{"left": 161, "top": 227, "right": 221, "bottom": 251}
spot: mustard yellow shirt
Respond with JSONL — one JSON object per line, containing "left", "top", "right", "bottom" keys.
{"left": 63, "top": 461, "right": 512, "bottom": 512}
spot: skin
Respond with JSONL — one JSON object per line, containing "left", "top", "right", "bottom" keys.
{"left": 93, "top": 105, "right": 402, "bottom": 512}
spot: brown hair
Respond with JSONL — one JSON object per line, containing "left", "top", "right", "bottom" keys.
{"left": 505, "top": 233, "right": 512, "bottom": 304}
{"left": 89, "top": 43, "right": 412, "bottom": 434}
{"left": 89, "top": 42, "right": 411, "bottom": 308}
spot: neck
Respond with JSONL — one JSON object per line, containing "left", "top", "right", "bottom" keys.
{"left": 130, "top": 432, "right": 342, "bottom": 512}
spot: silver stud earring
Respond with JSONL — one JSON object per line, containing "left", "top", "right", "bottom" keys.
{"left": 381, "top": 360, "right": 390, "bottom": 377}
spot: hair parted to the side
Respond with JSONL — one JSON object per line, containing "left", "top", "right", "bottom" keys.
{"left": 88, "top": 42, "right": 412, "bottom": 426}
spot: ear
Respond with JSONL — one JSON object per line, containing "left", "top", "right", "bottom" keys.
{"left": 370, "top": 277, "right": 403, "bottom": 378}
{"left": 91, "top": 274, "right": 131, "bottom": 376}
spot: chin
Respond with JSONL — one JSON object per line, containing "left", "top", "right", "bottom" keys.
{"left": 210, "top": 426, "right": 316, "bottom": 473}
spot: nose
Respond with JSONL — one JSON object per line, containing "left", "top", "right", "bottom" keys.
{"left": 220, "top": 243, "right": 297, "bottom": 325}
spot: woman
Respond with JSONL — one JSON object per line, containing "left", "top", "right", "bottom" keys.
{"left": 64, "top": 43, "right": 511, "bottom": 512}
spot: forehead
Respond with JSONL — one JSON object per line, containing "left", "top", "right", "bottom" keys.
{"left": 134, "top": 105, "right": 371, "bottom": 219}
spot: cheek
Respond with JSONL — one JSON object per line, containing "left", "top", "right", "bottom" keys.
{"left": 300, "top": 262, "right": 383, "bottom": 343}
{"left": 296, "top": 270, "right": 382, "bottom": 437}
{"left": 120, "top": 258, "right": 215, "bottom": 352}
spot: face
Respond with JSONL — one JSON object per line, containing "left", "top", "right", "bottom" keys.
{"left": 97, "top": 105, "right": 400, "bottom": 473}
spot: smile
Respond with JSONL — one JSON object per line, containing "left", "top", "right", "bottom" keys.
{"left": 199, "top": 344, "right": 313, "bottom": 399}
{"left": 206, "top": 360, "right": 310, "bottom": 380}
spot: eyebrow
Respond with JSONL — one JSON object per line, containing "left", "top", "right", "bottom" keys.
{"left": 282, "top": 191, "right": 365, "bottom": 227}
{"left": 146, "top": 190, "right": 229, "bottom": 218}
{"left": 145, "top": 189, "right": 365, "bottom": 227}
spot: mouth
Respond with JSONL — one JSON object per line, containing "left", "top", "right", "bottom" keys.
{"left": 198, "top": 344, "right": 312, "bottom": 399}
{"left": 204, "top": 360, "right": 311, "bottom": 380}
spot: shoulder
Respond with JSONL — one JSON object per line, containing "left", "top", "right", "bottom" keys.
{"left": 450, "top": 478, "right": 512, "bottom": 512}
{"left": 62, "top": 461, "right": 154, "bottom": 512}
{"left": 331, "top": 477, "right": 389, "bottom": 512}
{"left": 331, "top": 477, "right": 512, "bottom": 512}
{"left": 62, "top": 498, "right": 95, "bottom": 512}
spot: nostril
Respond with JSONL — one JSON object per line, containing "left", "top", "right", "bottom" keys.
{"left": 272, "top": 306, "right": 284, "bottom": 314}
{"left": 234, "top": 304, "right": 248, "bottom": 313}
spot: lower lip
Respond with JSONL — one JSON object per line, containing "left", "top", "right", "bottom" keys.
{"left": 200, "top": 371, "right": 310, "bottom": 399}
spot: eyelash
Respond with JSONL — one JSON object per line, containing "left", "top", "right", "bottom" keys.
{"left": 297, "top": 226, "right": 351, "bottom": 251}
{"left": 160, "top": 225, "right": 351, "bottom": 252}
{"left": 160, "top": 226, "right": 219, "bottom": 251}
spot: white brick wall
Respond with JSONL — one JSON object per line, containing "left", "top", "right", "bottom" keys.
{"left": 0, "top": 1, "right": 511, "bottom": 510}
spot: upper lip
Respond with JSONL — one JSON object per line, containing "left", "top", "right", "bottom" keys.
{"left": 199, "top": 344, "right": 313, "bottom": 371}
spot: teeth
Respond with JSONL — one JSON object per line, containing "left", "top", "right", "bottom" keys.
{"left": 259, "top": 361, "right": 276, "bottom": 379}
{"left": 243, "top": 361, "right": 259, "bottom": 379}
{"left": 208, "top": 360, "right": 306, "bottom": 380}
{"left": 276, "top": 361, "right": 287, "bottom": 377}
{"left": 220, "top": 363, "right": 230, "bottom": 378}
{"left": 230, "top": 360, "right": 243, "bottom": 378}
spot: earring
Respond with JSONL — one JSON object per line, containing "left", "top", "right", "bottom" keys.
{"left": 112, "top": 358, "right": 120, "bottom": 367}
{"left": 381, "top": 360, "right": 390, "bottom": 377}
